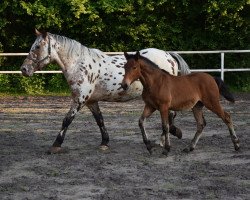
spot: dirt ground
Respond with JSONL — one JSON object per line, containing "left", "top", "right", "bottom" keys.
{"left": 0, "top": 94, "right": 249, "bottom": 200}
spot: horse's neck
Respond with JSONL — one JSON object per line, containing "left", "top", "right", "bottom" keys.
{"left": 52, "top": 35, "right": 105, "bottom": 73}
{"left": 139, "top": 62, "right": 163, "bottom": 89}
{"left": 51, "top": 35, "right": 81, "bottom": 71}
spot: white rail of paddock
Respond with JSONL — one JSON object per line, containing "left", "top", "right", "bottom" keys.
{"left": 0, "top": 50, "right": 249, "bottom": 80}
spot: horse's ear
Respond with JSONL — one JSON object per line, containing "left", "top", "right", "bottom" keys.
{"left": 124, "top": 52, "right": 129, "bottom": 60}
{"left": 135, "top": 51, "right": 140, "bottom": 61}
{"left": 35, "top": 29, "right": 41, "bottom": 36}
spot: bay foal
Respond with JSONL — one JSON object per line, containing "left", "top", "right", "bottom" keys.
{"left": 121, "top": 52, "right": 240, "bottom": 155}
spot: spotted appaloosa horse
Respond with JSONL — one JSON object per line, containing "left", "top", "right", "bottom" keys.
{"left": 20, "top": 30, "right": 191, "bottom": 154}
{"left": 121, "top": 52, "right": 240, "bottom": 155}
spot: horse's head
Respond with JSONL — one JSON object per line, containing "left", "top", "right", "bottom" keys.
{"left": 21, "top": 30, "right": 52, "bottom": 76}
{"left": 121, "top": 51, "right": 141, "bottom": 91}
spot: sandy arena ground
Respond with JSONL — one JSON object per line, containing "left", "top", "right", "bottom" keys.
{"left": 0, "top": 94, "right": 249, "bottom": 199}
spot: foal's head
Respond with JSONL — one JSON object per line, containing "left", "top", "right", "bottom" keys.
{"left": 21, "top": 30, "right": 52, "bottom": 76}
{"left": 121, "top": 51, "right": 142, "bottom": 90}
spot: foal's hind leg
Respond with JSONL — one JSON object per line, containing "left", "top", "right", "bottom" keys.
{"left": 184, "top": 102, "right": 206, "bottom": 152}
{"left": 207, "top": 102, "right": 240, "bottom": 151}
{"left": 139, "top": 104, "right": 156, "bottom": 154}
{"left": 223, "top": 111, "right": 240, "bottom": 150}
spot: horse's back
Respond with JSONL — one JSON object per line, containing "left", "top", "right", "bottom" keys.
{"left": 140, "top": 48, "right": 178, "bottom": 75}
{"left": 186, "top": 73, "right": 220, "bottom": 100}
{"left": 190, "top": 73, "right": 216, "bottom": 86}
{"left": 166, "top": 72, "right": 218, "bottom": 96}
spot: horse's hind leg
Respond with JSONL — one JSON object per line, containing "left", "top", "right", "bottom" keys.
{"left": 139, "top": 104, "right": 156, "bottom": 154}
{"left": 184, "top": 102, "right": 206, "bottom": 152}
{"left": 223, "top": 111, "right": 240, "bottom": 150}
{"left": 206, "top": 102, "right": 240, "bottom": 151}
{"left": 48, "top": 101, "right": 82, "bottom": 154}
{"left": 87, "top": 102, "right": 109, "bottom": 150}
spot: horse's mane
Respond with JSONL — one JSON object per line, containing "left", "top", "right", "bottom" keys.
{"left": 139, "top": 54, "right": 170, "bottom": 75}
{"left": 49, "top": 33, "right": 107, "bottom": 59}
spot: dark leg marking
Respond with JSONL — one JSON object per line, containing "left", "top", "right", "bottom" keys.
{"left": 48, "top": 102, "right": 82, "bottom": 154}
{"left": 87, "top": 102, "right": 109, "bottom": 149}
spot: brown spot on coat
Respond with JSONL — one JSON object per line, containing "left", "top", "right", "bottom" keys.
{"left": 167, "top": 59, "right": 175, "bottom": 68}
{"left": 68, "top": 80, "right": 75, "bottom": 85}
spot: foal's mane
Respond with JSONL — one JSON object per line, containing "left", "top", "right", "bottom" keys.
{"left": 138, "top": 54, "right": 170, "bottom": 75}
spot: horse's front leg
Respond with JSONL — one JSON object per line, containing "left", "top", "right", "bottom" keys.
{"left": 169, "top": 111, "right": 182, "bottom": 139}
{"left": 139, "top": 104, "right": 156, "bottom": 154}
{"left": 48, "top": 101, "right": 82, "bottom": 154}
{"left": 160, "top": 106, "right": 170, "bottom": 156}
{"left": 160, "top": 111, "right": 182, "bottom": 147}
{"left": 87, "top": 102, "right": 109, "bottom": 150}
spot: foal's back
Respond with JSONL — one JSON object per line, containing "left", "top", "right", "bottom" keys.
{"left": 161, "top": 72, "right": 220, "bottom": 110}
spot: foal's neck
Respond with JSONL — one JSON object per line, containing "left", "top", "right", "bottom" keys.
{"left": 139, "top": 60, "right": 164, "bottom": 90}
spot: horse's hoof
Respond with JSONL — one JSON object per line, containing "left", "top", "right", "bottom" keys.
{"left": 162, "top": 149, "right": 169, "bottom": 156}
{"left": 47, "top": 146, "right": 67, "bottom": 154}
{"left": 99, "top": 145, "right": 109, "bottom": 151}
{"left": 234, "top": 144, "right": 240, "bottom": 151}
{"left": 169, "top": 125, "right": 182, "bottom": 139}
{"left": 175, "top": 128, "right": 182, "bottom": 139}
{"left": 183, "top": 147, "right": 191, "bottom": 153}
{"left": 183, "top": 146, "right": 194, "bottom": 153}
{"left": 148, "top": 149, "right": 153, "bottom": 155}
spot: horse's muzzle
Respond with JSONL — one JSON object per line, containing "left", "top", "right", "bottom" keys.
{"left": 121, "top": 83, "right": 128, "bottom": 91}
{"left": 20, "top": 65, "right": 33, "bottom": 77}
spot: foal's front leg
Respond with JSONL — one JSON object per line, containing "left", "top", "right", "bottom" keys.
{"left": 139, "top": 104, "right": 156, "bottom": 154}
{"left": 160, "top": 106, "right": 171, "bottom": 156}
{"left": 48, "top": 101, "right": 83, "bottom": 154}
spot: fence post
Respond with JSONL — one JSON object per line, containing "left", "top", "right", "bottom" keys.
{"left": 221, "top": 52, "right": 225, "bottom": 80}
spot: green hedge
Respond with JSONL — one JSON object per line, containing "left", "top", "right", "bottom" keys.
{"left": 0, "top": 0, "right": 249, "bottom": 94}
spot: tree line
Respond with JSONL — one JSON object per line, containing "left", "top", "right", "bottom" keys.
{"left": 0, "top": 0, "right": 249, "bottom": 94}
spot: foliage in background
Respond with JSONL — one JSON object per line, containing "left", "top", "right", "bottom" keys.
{"left": 0, "top": 0, "right": 249, "bottom": 94}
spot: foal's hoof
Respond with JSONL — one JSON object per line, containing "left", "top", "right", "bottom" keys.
{"left": 169, "top": 126, "right": 182, "bottom": 139}
{"left": 175, "top": 128, "right": 182, "bottom": 139}
{"left": 146, "top": 141, "right": 156, "bottom": 155}
{"left": 99, "top": 144, "right": 109, "bottom": 151}
{"left": 47, "top": 146, "right": 68, "bottom": 154}
{"left": 162, "top": 149, "right": 169, "bottom": 156}
{"left": 183, "top": 147, "right": 194, "bottom": 153}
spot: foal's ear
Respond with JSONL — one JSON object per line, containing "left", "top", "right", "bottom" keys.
{"left": 135, "top": 51, "right": 140, "bottom": 61}
{"left": 124, "top": 52, "right": 129, "bottom": 60}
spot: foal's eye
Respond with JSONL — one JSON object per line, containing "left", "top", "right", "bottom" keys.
{"left": 133, "top": 66, "right": 137, "bottom": 70}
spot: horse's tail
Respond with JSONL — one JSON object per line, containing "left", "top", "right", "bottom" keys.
{"left": 168, "top": 52, "right": 191, "bottom": 75}
{"left": 214, "top": 77, "right": 235, "bottom": 103}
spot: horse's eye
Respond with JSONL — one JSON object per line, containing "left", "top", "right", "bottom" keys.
{"left": 133, "top": 66, "right": 137, "bottom": 70}
{"left": 35, "top": 45, "right": 40, "bottom": 49}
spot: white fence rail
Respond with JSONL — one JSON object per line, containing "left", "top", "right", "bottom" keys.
{"left": 0, "top": 50, "right": 250, "bottom": 80}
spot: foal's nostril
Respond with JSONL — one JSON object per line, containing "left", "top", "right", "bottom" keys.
{"left": 121, "top": 83, "right": 128, "bottom": 91}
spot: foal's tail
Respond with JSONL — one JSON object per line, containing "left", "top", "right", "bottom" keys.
{"left": 168, "top": 52, "right": 191, "bottom": 75}
{"left": 214, "top": 77, "right": 235, "bottom": 103}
